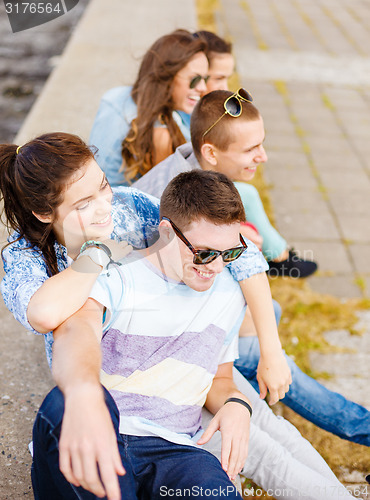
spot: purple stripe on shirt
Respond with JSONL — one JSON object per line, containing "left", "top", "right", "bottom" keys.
{"left": 101, "top": 324, "right": 225, "bottom": 377}
{"left": 110, "top": 391, "right": 202, "bottom": 437}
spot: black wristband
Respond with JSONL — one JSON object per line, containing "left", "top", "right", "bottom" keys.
{"left": 224, "top": 397, "right": 252, "bottom": 418}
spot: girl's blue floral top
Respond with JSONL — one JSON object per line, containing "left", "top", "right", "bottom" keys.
{"left": 1, "top": 186, "right": 267, "bottom": 368}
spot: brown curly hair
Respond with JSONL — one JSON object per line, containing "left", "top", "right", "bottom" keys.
{"left": 122, "top": 29, "right": 206, "bottom": 182}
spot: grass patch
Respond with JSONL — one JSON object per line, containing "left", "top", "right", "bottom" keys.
{"left": 279, "top": 408, "right": 370, "bottom": 478}
{"left": 354, "top": 275, "right": 367, "bottom": 294}
{"left": 269, "top": 278, "right": 362, "bottom": 371}
{"left": 196, "top": 0, "right": 220, "bottom": 31}
{"left": 266, "top": 242, "right": 370, "bottom": 480}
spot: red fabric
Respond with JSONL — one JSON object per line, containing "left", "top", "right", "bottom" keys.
{"left": 241, "top": 221, "right": 259, "bottom": 234}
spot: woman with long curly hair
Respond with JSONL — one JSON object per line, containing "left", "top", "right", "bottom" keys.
{"left": 89, "top": 29, "right": 208, "bottom": 186}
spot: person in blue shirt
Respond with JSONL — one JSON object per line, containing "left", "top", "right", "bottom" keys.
{"left": 89, "top": 29, "right": 208, "bottom": 186}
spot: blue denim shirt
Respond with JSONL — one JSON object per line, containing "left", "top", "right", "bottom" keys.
{"left": 89, "top": 86, "right": 191, "bottom": 187}
{"left": 1, "top": 186, "right": 267, "bottom": 368}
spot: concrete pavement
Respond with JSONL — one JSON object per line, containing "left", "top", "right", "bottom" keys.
{"left": 212, "top": 2, "right": 370, "bottom": 494}
{"left": 215, "top": 0, "right": 370, "bottom": 299}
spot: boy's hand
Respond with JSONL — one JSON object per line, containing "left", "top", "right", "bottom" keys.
{"left": 59, "top": 384, "right": 125, "bottom": 500}
{"left": 257, "top": 350, "right": 292, "bottom": 405}
{"left": 197, "top": 401, "right": 250, "bottom": 481}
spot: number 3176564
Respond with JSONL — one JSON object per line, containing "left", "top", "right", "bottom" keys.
{"left": 5, "top": 3, "right": 62, "bottom": 14}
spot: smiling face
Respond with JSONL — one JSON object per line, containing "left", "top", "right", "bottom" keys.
{"left": 205, "top": 53, "right": 234, "bottom": 92}
{"left": 162, "top": 218, "right": 241, "bottom": 292}
{"left": 171, "top": 52, "right": 209, "bottom": 114}
{"left": 203, "top": 116, "right": 267, "bottom": 183}
{"left": 50, "top": 158, "right": 114, "bottom": 254}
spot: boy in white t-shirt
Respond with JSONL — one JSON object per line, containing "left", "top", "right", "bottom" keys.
{"left": 31, "top": 170, "right": 252, "bottom": 500}
{"left": 31, "top": 170, "right": 353, "bottom": 500}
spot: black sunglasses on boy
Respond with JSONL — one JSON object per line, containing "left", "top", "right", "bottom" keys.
{"left": 162, "top": 216, "right": 248, "bottom": 265}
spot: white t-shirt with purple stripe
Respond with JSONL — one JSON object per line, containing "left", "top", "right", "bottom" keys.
{"left": 90, "top": 252, "right": 246, "bottom": 447}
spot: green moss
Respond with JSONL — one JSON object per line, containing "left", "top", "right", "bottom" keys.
{"left": 321, "top": 93, "right": 336, "bottom": 111}
{"left": 302, "top": 140, "right": 311, "bottom": 155}
{"left": 310, "top": 370, "right": 333, "bottom": 380}
{"left": 239, "top": 0, "right": 269, "bottom": 50}
{"left": 294, "top": 125, "right": 306, "bottom": 138}
{"left": 195, "top": 0, "right": 219, "bottom": 30}
{"left": 354, "top": 274, "right": 367, "bottom": 294}
{"left": 317, "top": 183, "right": 329, "bottom": 200}
{"left": 342, "top": 238, "right": 354, "bottom": 246}
{"left": 257, "top": 41, "right": 269, "bottom": 51}
{"left": 274, "top": 80, "right": 289, "bottom": 101}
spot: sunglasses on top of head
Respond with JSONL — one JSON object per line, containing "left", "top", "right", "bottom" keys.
{"left": 202, "top": 88, "right": 253, "bottom": 138}
{"left": 162, "top": 216, "right": 248, "bottom": 265}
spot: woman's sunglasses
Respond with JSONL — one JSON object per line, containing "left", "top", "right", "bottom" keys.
{"left": 162, "top": 217, "right": 248, "bottom": 265}
{"left": 189, "top": 74, "right": 210, "bottom": 89}
{"left": 202, "top": 88, "right": 253, "bottom": 138}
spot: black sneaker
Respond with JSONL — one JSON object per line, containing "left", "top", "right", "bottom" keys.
{"left": 267, "top": 249, "right": 318, "bottom": 279}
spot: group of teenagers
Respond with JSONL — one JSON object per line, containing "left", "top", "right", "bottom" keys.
{"left": 0, "top": 29, "right": 369, "bottom": 500}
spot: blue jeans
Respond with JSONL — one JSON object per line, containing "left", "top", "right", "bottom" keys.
{"left": 32, "top": 387, "right": 242, "bottom": 499}
{"left": 234, "top": 336, "right": 370, "bottom": 446}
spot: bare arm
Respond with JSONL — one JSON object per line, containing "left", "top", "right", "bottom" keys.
{"left": 52, "top": 298, "right": 125, "bottom": 500}
{"left": 27, "top": 258, "right": 101, "bottom": 333}
{"left": 198, "top": 362, "right": 251, "bottom": 481}
{"left": 239, "top": 272, "right": 292, "bottom": 404}
{"left": 27, "top": 241, "right": 132, "bottom": 333}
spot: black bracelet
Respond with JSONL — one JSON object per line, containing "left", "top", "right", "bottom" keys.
{"left": 224, "top": 397, "right": 252, "bottom": 418}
